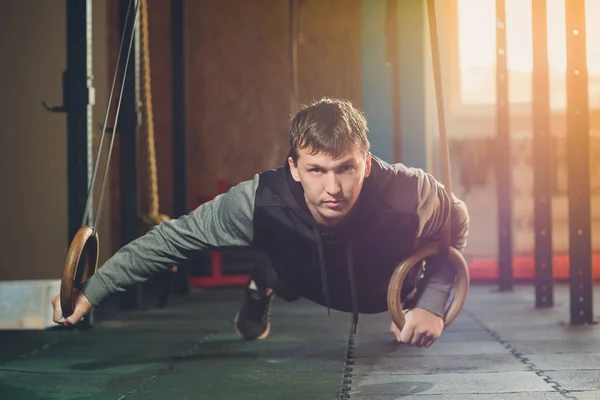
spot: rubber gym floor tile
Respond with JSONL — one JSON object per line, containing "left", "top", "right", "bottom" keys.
{"left": 270, "top": 314, "right": 352, "bottom": 336}
{"left": 357, "top": 328, "right": 491, "bottom": 343}
{"left": 575, "top": 391, "right": 600, "bottom": 399}
{"left": 134, "top": 337, "right": 348, "bottom": 375}
{"left": 350, "top": 371, "right": 556, "bottom": 396}
{"left": 356, "top": 311, "right": 481, "bottom": 334}
{"left": 0, "top": 329, "right": 73, "bottom": 362}
{"left": 483, "top": 325, "right": 600, "bottom": 342}
{"left": 502, "top": 338, "right": 600, "bottom": 354}
{"left": 0, "top": 328, "right": 231, "bottom": 377}
{"left": 5, "top": 283, "right": 600, "bottom": 399}
{"left": 156, "top": 356, "right": 345, "bottom": 376}
{"left": 353, "top": 336, "right": 511, "bottom": 357}
{"left": 88, "top": 319, "right": 228, "bottom": 335}
{"left": 431, "top": 328, "right": 496, "bottom": 343}
{"left": 352, "top": 354, "right": 529, "bottom": 375}
{"left": 2, "top": 350, "right": 176, "bottom": 377}
{"left": 469, "top": 307, "right": 574, "bottom": 320}
{"left": 348, "top": 393, "right": 567, "bottom": 399}
{"left": 543, "top": 370, "right": 600, "bottom": 391}
{"left": 0, "top": 369, "right": 151, "bottom": 400}
{"left": 108, "top": 321, "right": 348, "bottom": 398}
{"left": 522, "top": 352, "right": 600, "bottom": 370}
{"left": 127, "top": 370, "right": 342, "bottom": 400}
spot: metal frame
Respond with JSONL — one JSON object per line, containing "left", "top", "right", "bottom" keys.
{"left": 531, "top": 0, "right": 554, "bottom": 308}
{"left": 170, "top": 0, "right": 190, "bottom": 295}
{"left": 172, "top": 0, "right": 187, "bottom": 219}
{"left": 118, "top": 0, "right": 143, "bottom": 310}
{"left": 495, "top": 0, "right": 513, "bottom": 291}
{"left": 565, "top": 0, "right": 594, "bottom": 325}
{"left": 43, "top": 0, "right": 95, "bottom": 244}
{"left": 42, "top": 0, "right": 96, "bottom": 328}
{"left": 452, "top": 0, "right": 595, "bottom": 322}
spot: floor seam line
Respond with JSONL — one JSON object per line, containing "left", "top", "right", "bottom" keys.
{"left": 464, "top": 310, "right": 579, "bottom": 400}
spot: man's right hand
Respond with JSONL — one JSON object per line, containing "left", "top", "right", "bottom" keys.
{"left": 51, "top": 290, "right": 93, "bottom": 326}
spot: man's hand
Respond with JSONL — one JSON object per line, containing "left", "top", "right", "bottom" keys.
{"left": 390, "top": 307, "right": 444, "bottom": 348}
{"left": 51, "top": 290, "right": 93, "bottom": 326}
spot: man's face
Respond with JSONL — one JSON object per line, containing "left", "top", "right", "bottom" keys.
{"left": 288, "top": 145, "right": 371, "bottom": 227}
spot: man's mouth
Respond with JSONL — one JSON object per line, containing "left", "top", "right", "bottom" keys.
{"left": 323, "top": 200, "right": 344, "bottom": 208}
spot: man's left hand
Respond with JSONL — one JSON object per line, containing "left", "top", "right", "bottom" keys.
{"left": 389, "top": 307, "right": 444, "bottom": 348}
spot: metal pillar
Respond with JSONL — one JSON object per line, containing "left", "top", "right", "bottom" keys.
{"left": 42, "top": 0, "right": 95, "bottom": 328}
{"left": 531, "top": 0, "right": 553, "bottom": 307}
{"left": 386, "top": 0, "right": 402, "bottom": 164}
{"left": 43, "top": 0, "right": 95, "bottom": 244}
{"left": 119, "top": 0, "right": 143, "bottom": 310}
{"left": 565, "top": 0, "right": 594, "bottom": 325}
{"left": 171, "top": 0, "right": 190, "bottom": 295}
{"left": 495, "top": 0, "right": 513, "bottom": 291}
{"left": 172, "top": 0, "right": 187, "bottom": 218}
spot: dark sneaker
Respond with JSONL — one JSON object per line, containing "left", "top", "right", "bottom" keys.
{"left": 234, "top": 279, "right": 273, "bottom": 340}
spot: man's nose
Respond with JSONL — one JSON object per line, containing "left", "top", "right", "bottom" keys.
{"left": 325, "top": 173, "right": 342, "bottom": 194}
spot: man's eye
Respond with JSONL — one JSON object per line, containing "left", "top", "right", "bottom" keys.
{"left": 310, "top": 168, "right": 322, "bottom": 173}
{"left": 340, "top": 165, "right": 353, "bottom": 172}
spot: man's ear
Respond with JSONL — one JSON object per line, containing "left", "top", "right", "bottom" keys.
{"left": 288, "top": 156, "right": 301, "bottom": 182}
{"left": 365, "top": 152, "right": 372, "bottom": 178}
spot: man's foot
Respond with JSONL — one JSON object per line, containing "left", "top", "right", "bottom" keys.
{"left": 234, "top": 279, "right": 274, "bottom": 340}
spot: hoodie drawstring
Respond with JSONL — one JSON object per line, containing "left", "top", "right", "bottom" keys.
{"left": 347, "top": 242, "right": 359, "bottom": 333}
{"left": 313, "top": 226, "right": 360, "bottom": 333}
{"left": 314, "top": 226, "right": 331, "bottom": 317}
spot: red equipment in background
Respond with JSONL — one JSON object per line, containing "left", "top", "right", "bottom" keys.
{"left": 188, "top": 180, "right": 249, "bottom": 288}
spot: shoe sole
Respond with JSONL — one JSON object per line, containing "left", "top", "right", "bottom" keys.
{"left": 233, "top": 311, "right": 270, "bottom": 340}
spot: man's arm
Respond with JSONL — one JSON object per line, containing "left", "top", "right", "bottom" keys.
{"left": 82, "top": 175, "right": 260, "bottom": 306}
{"left": 412, "top": 170, "right": 470, "bottom": 317}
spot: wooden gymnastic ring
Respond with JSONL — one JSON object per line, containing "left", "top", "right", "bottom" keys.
{"left": 60, "top": 225, "right": 99, "bottom": 318}
{"left": 387, "top": 241, "right": 470, "bottom": 331}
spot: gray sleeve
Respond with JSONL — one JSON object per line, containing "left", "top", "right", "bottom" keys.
{"left": 82, "top": 174, "right": 259, "bottom": 306}
{"left": 412, "top": 171, "right": 470, "bottom": 317}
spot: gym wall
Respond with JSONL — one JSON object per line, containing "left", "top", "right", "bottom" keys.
{"left": 0, "top": 1, "right": 112, "bottom": 281}
{"left": 107, "top": 0, "right": 362, "bottom": 253}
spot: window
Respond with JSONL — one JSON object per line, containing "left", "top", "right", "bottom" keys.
{"left": 455, "top": 0, "right": 600, "bottom": 111}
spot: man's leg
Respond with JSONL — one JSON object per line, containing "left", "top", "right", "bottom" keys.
{"left": 234, "top": 257, "right": 299, "bottom": 340}
{"left": 253, "top": 257, "right": 301, "bottom": 302}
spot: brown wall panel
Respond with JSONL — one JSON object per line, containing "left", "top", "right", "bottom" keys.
{"left": 185, "top": 0, "right": 292, "bottom": 203}
{"left": 185, "top": 0, "right": 362, "bottom": 203}
{"left": 296, "top": 0, "right": 362, "bottom": 108}
{"left": 144, "top": 0, "right": 174, "bottom": 219}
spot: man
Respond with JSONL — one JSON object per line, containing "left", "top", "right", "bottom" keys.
{"left": 52, "top": 98, "right": 469, "bottom": 348}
